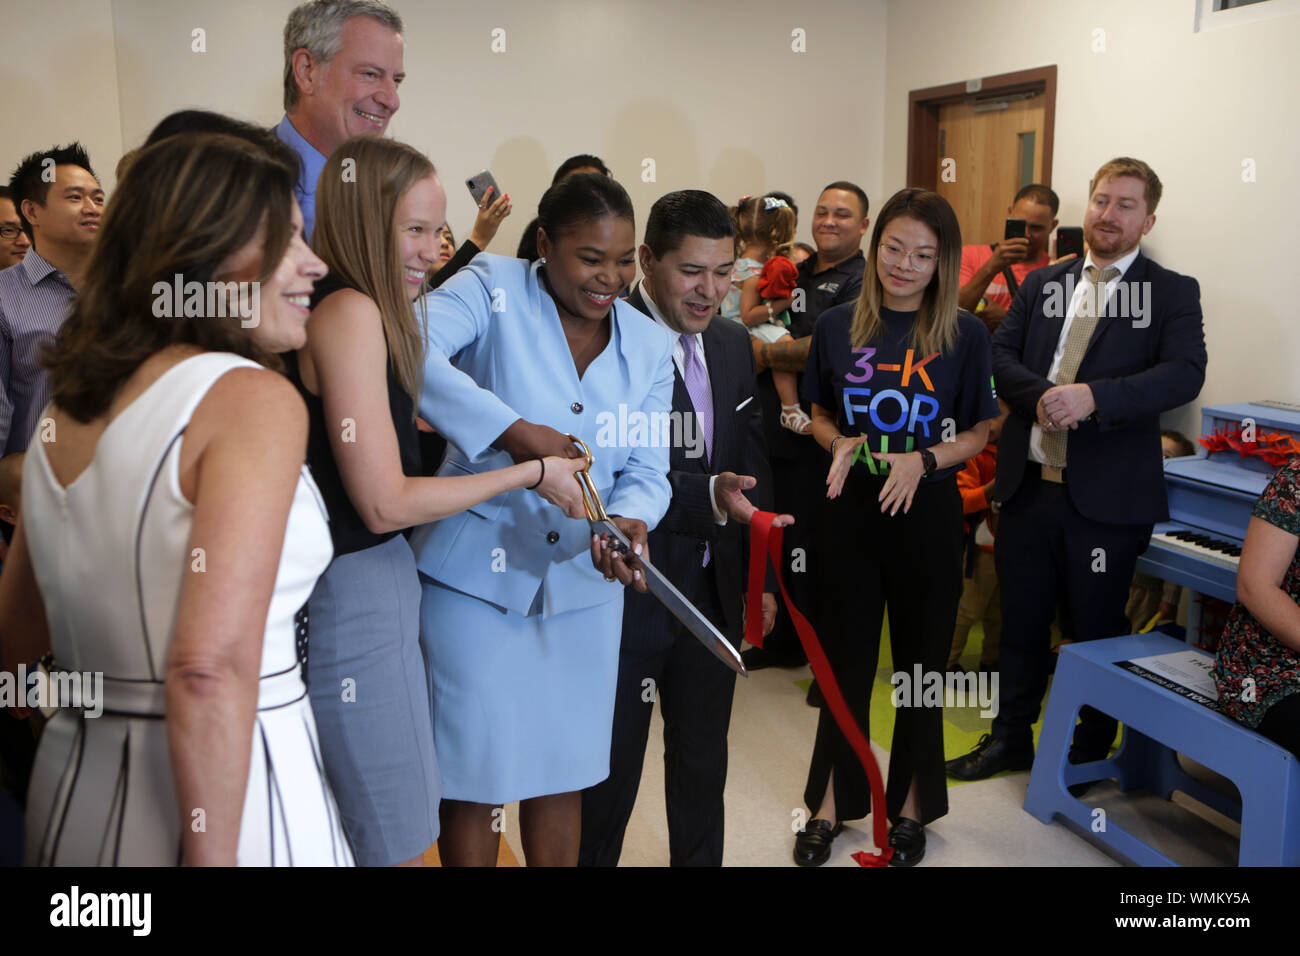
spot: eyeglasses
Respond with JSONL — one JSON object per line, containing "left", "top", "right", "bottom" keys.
{"left": 0, "top": 224, "right": 27, "bottom": 241}
{"left": 878, "top": 241, "right": 937, "bottom": 271}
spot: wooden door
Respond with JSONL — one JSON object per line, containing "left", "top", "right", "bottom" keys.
{"left": 935, "top": 94, "right": 1045, "bottom": 249}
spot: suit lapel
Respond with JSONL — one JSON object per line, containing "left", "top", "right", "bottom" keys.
{"left": 629, "top": 281, "right": 722, "bottom": 470}
{"left": 1034, "top": 260, "right": 1083, "bottom": 374}
{"left": 702, "top": 321, "right": 729, "bottom": 470}
{"left": 626, "top": 283, "right": 650, "bottom": 317}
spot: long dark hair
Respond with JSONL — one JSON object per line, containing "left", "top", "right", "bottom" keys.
{"left": 42, "top": 133, "right": 296, "bottom": 421}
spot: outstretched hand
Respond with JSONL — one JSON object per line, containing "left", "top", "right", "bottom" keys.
{"left": 713, "top": 472, "right": 794, "bottom": 527}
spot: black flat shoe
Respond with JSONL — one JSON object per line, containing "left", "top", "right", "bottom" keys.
{"left": 887, "top": 817, "right": 925, "bottom": 867}
{"left": 793, "top": 818, "right": 842, "bottom": 867}
{"left": 945, "top": 733, "right": 1034, "bottom": 781}
{"left": 805, "top": 679, "right": 824, "bottom": 709}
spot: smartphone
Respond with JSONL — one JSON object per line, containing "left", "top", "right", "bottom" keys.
{"left": 1056, "top": 226, "right": 1084, "bottom": 259}
{"left": 466, "top": 170, "right": 501, "bottom": 206}
{"left": 1004, "top": 218, "right": 1027, "bottom": 240}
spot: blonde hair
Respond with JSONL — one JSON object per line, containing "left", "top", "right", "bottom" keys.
{"left": 850, "top": 188, "right": 962, "bottom": 356}
{"left": 1089, "top": 157, "right": 1162, "bottom": 214}
{"left": 314, "top": 135, "right": 435, "bottom": 404}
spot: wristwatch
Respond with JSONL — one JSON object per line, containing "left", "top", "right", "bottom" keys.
{"left": 919, "top": 448, "right": 938, "bottom": 477}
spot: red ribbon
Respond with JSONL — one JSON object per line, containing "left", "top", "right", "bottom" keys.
{"left": 746, "top": 511, "right": 894, "bottom": 867}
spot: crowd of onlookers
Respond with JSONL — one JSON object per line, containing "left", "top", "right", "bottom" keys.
{"left": 0, "top": 0, "right": 1297, "bottom": 871}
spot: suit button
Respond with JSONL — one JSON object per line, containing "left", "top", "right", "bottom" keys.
{"left": 696, "top": 541, "right": 707, "bottom": 553}
{"left": 546, "top": 531, "right": 560, "bottom": 544}
{"left": 571, "top": 402, "right": 584, "bottom": 414}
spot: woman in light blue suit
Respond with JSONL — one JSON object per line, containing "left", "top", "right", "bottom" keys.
{"left": 412, "top": 174, "right": 674, "bottom": 866}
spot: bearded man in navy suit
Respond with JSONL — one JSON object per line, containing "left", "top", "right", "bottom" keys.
{"left": 579, "top": 190, "right": 791, "bottom": 866}
{"left": 947, "top": 157, "right": 1207, "bottom": 782}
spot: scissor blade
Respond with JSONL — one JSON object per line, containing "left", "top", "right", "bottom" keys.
{"left": 591, "top": 519, "right": 747, "bottom": 677}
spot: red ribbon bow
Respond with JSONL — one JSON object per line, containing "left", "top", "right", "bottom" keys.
{"left": 745, "top": 511, "right": 894, "bottom": 867}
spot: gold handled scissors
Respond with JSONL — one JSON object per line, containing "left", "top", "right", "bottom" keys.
{"left": 563, "top": 434, "right": 746, "bottom": 676}
{"left": 567, "top": 434, "right": 614, "bottom": 527}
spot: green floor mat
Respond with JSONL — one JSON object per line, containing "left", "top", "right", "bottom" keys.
{"left": 790, "top": 617, "right": 1119, "bottom": 786}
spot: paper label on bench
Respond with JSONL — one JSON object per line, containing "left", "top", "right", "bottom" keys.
{"left": 1116, "top": 648, "right": 1220, "bottom": 711}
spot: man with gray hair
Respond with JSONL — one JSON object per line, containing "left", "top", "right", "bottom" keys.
{"left": 275, "top": 0, "right": 405, "bottom": 240}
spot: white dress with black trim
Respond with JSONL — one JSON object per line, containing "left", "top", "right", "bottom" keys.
{"left": 21, "top": 352, "right": 353, "bottom": 866}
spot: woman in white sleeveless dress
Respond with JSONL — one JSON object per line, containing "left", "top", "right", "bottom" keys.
{"left": 0, "top": 131, "right": 352, "bottom": 865}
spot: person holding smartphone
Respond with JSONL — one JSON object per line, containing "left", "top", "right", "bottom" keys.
{"left": 427, "top": 174, "right": 513, "bottom": 290}
{"left": 793, "top": 188, "right": 998, "bottom": 868}
{"left": 957, "top": 184, "right": 1061, "bottom": 333}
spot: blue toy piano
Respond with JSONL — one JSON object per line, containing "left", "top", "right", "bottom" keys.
{"left": 1136, "top": 400, "right": 1300, "bottom": 635}
{"left": 1024, "top": 400, "right": 1300, "bottom": 865}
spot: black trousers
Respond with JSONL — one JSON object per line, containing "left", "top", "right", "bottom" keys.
{"left": 1257, "top": 694, "right": 1300, "bottom": 761}
{"left": 579, "top": 574, "right": 737, "bottom": 866}
{"left": 760, "top": 454, "right": 824, "bottom": 662}
{"left": 802, "top": 472, "right": 962, "bottom": 827}
{"left": 991, "top": 467, "right": 1152, "bottom": 753}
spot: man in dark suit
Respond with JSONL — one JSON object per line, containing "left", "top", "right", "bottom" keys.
{"left": 579, "top": 190, "right": 790, "bottom": 866}
{"left": 947, "top": 157, "right": 1207, "bottom": 781}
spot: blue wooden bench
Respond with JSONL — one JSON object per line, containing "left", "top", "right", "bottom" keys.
{"left": 1023, "top": 633, "right": 1300, "bottom": 866}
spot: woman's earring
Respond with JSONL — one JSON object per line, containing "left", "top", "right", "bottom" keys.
{"left": 539, "top": 257, "right": 547, "bottom": 264}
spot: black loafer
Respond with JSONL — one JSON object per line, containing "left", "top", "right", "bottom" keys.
{"left": 945, "top": 733, "right": 1033, "bottom": 781}
{"left": 805, "top": 679, "right": 824, "bottom": 709}
{"left": 887, "top": 817, "right": 925, "bottom": 867}
{"left": 793, "top": 819, "right": 842, "bottom": 867}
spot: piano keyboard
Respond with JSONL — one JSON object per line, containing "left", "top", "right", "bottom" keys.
{"left": 1149, "top": 529, "right": 1241, "bottom": 570}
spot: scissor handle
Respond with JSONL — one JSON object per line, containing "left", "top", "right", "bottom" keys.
{"left": 566, "top": 434, "right": 608, "bottom": 522}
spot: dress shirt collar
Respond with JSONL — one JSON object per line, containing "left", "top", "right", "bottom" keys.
{"left": 1081, "top": 244, "right": 1141, "bottom": 282}
{"left": 799, "top": 247, "right": 865, "bottom": 282}
{"left": 276, "top": 115, "right": 327, "bottom": 190}
{"left": 637, "top": 281, "right": 704, "bottom": 354}
{"left": 19, "top": 249, "right": 64, "bottom": 287}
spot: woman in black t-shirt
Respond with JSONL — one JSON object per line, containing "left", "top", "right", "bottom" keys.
{"left": 793, "top": 188, "right": 999, "bottom": 868}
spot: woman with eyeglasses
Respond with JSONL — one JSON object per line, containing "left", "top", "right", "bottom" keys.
{"left": 792, "top": 188, "right": 999, "bottom": 868}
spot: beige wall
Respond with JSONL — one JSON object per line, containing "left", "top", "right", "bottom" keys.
{"left": 6, "top": 0, "right": 1293, "bottom": 425}
{"left": 109, "top": 0, "right": 887, "bottom": 256}
{"left": 883, "top": 0, "right": 1300, "bottom": 432}
{"left": 0, "top": 0, "right": 123, "bottom": 195}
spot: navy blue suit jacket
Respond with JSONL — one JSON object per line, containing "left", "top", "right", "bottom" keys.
{"left": 622, "top": 285, "right": 773, "bottom": 645}
{"left": 992, "top": 252, "right": 1206, "bottom": 525}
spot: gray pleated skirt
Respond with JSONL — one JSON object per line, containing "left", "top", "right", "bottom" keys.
{"left": 306, "top": 534, "right": 441, "bottom": 865}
